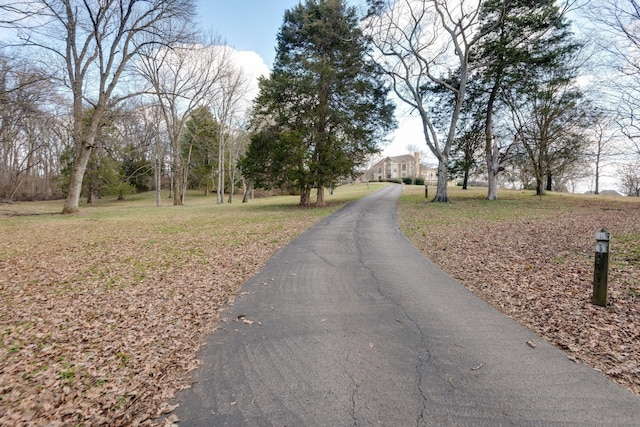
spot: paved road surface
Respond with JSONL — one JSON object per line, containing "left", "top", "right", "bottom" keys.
{"left": 173, "top": 185, "right": 640, "bottom": 426}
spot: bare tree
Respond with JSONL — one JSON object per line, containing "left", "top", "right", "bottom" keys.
{"left": 582, "top": 0, "right": 640, "bottom": 152}
{"left": 0, "top": 52, "right": 64, "bottom": 200}
{"left": 364, "top": 0, "right": 482, "bottom": 202}
{"left": 147, "top": 104, "right": 170, "bottom": 207}
{"left": 225, "top": 125, "right": 250, "bottom": 203}
{"left": 589, "top": 112, "right": 622, "bottom": 194}
{"left": 137, "top": 38, "right": 235, "bottom": 205}
{"left": 209, "top": 57, "right": 249, "bottom": 204}
{"left": 3, "top": 0, "right": 195, "bottom": 213}
{"left": 0, "top": 2, "right": 41, "bottom": 26}
{"left": 618, "top": 162, "right": 640, "bottom": 196}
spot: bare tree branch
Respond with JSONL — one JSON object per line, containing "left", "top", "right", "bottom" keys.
{"left": 364, "top": 0, "right": 482, "bottom": 202}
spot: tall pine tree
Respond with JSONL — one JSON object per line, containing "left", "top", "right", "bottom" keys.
{"left": 240, "top": 0, "right": 395, "bottom": 206}
{"left": 470, "top": 0, "right": 579, "bottom": 199}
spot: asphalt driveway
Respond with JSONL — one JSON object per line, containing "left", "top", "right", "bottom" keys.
{"left": 172, "top": 184, "right": 640, "bottom": 426}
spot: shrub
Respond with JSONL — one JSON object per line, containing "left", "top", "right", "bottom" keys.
{"left": 401, "top": 177, "right": 425, "bottom": 185}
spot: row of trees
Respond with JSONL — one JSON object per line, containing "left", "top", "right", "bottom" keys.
{"left": 586, "top": 0, "right": 640, "bottom": 196}
{"left": 3, "top": 1, "right": 640, "bottom": 209}
{"left": 0, "top": 53, "right": 65, "bottom": 200}
{"left": 0, "top": 0, "right": 253, "bottom": 211}
{"left": 364, "top": 0, "right": 640, "bottom": 200}
{"left": 239, "top": 0, "right": 640, "bottom": 203}
{"left": 364, "top": 0, "right": 584, "bottom": 200}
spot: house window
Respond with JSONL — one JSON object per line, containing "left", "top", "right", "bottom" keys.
{"left": 402, "top": 163, "right": 407, "bottom": 171}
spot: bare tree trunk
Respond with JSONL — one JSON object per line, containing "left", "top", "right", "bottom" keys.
{"left": 8, "top": 177, "right": 23, "bottom": 201}
{"left": 155, "top": 157, "right": 161, "bottom": 207}
{"left": 227, "top": 151, "right": 235, "bottom": 204}
{"left": 484, "top": 71, "right": 508, "bottom": 201}
{"left": 536, "top": 177, "right": 545, "bottom": 196}
{"left": 242, "top": 181, "right": 252, "bottom": 203}
{"left": 594, "top": 154, "right": 600, "bottom": 194}
{"left": 182, "top": 144, "right": 192, "bottom": 204}
{"left": 300, "top": 186, "right": 311, "bottom": 206}
{"left": 168, "top": 170, "right": 173, "bottom": 199}
{"left": 487, "top": 169, "right": 499, "bottom": 199}
{"left": 217, "top": 132, "right": 225, "bottom": 204}
{"left": 433, "top": 159, "right": 450, "bottom": 203}
{"left": 62, "top": 144, "right": 92, "bottom": 214}
{"left": 173, "top": 155, "right": 182, "bottom": 205}
{"left": 316, "top": 186, "right": 325, "bottom": 207}
{"left": 217, "top": 163, "right": 224, "bottom": 204}
{"left": 486, "top": 146, "right": 500, "bottom": 200}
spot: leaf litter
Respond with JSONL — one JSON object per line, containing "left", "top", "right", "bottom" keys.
{"left": 2, "top": 188, "right": 639, "bottom": 424}
{"left": 398, "top": 189, "right": 640, "bottom": 397}
{"left": 0, "top": 201, "right": 328, "bottom": 426}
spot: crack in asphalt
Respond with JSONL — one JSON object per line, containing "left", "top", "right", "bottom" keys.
{"left": 408, "top": 310, "right": 430, "bottom": 427}
{"left": 309, "top": 246, "right": 338, "bottom": 268}
{"left": 388, "top": 289, "right": 431, "bottom": 427}
{"left": 354, "top": 209, "right": 431, "bottom": 426}
{"left": 343, "top": 346, "right": 359, "bottom": 426}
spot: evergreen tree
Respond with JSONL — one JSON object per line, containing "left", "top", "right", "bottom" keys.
{"left": 471, "top": 0, "right": 580, "bottom": 199}
{"left": 121, "top": 148, "right": 153, "bottom": 193}
{"left": 181, "top": 106, "right": 219, "bottom": 194}
{"left": 507, "top": 65, "right": 590, "bottom": 196}
{"left": 449, "top": 126, "right": 485, "bottom": 190}
{"left": 241, "top": 0, "right": 395, "bottom": 206}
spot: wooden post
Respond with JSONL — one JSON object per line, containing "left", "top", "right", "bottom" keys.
{"left": 425, "top": 184, "right": 428, "bottom": 198}
{"left": 592, "top": 228, "right": 610, "bottom": 307}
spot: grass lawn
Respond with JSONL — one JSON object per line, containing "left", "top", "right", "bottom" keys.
{"left": 1, "top": 183, "right": 639, "bottom": 425}
{"left": 0, "top": 183, "right": 384, "bottom": 426}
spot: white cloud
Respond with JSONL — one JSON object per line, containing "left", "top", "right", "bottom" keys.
{"left": 231, "top": 49, "right": 270, "bottom": 104}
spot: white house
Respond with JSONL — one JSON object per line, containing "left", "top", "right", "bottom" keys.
{"left": 365, "top": 152, "right": 439, "bottom": 185}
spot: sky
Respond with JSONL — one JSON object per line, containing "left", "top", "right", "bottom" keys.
{"left": 194, "top": 0, "right": 422, "bottom": 159}
{"left": 195, "top": 1, "right": 300, "bottom": 69}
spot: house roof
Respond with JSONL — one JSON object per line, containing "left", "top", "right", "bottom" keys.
{"left": 370, "top": 154, "right": 416, "bottom": 169}
{"left": 388, "top": 154, "right": 416, "bottom": 163}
